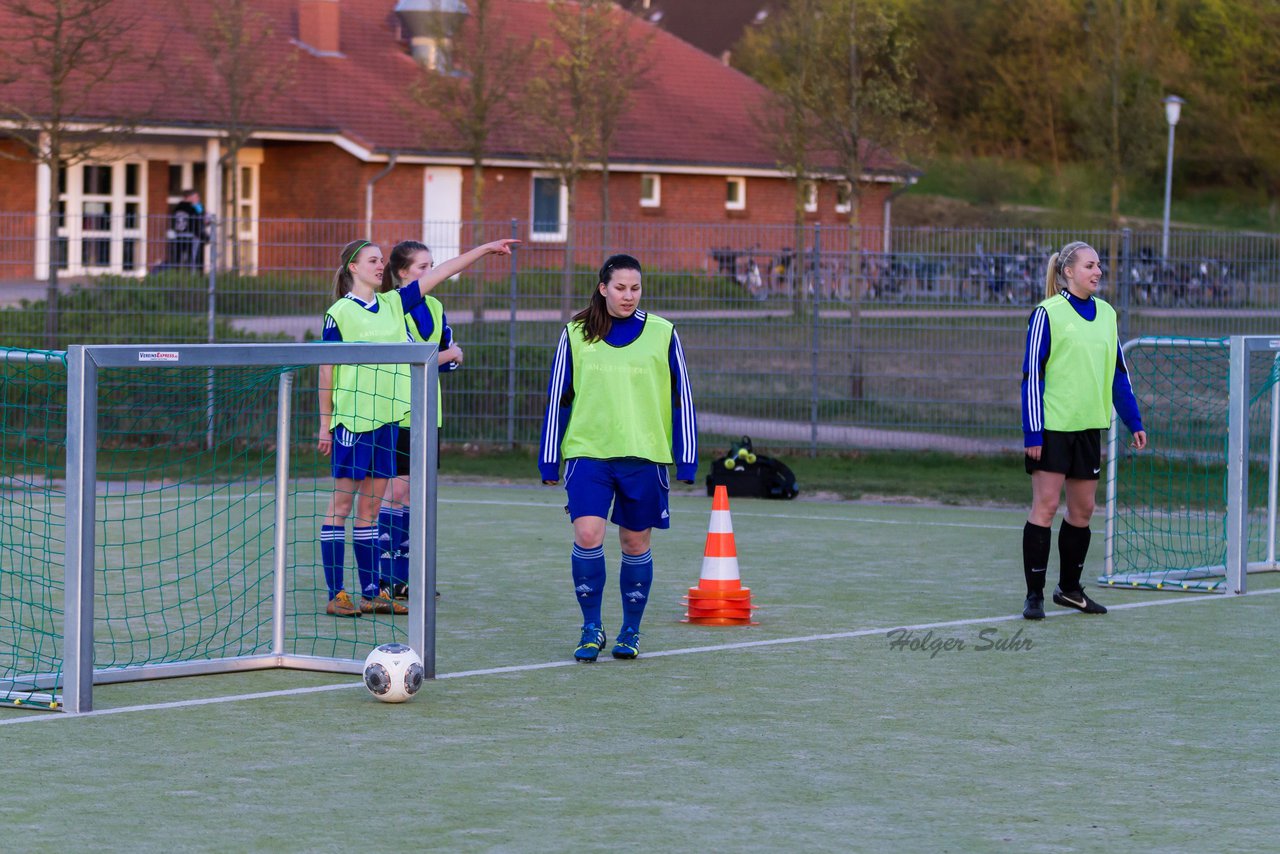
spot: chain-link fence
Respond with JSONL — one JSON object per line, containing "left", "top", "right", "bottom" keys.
{"left": 1, "top": 214, "right": 1278, "bottom": 454}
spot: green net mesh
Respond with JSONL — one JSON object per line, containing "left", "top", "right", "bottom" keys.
{"left": 2, "top": 349, "right": 412, "bottom": 709}
{"left": 1, "top": 349, "right": 66, "bottom": 707}
{"left": 1107, "top": 337, "right": 1280, "bottom": 592}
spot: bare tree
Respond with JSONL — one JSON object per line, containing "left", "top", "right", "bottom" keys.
{"left": 410, "top": 0, "right": 534, "bottom": 230}
{"left": 527, "top": 0, "right": 637, "bottom": 321}
{"left": 409, "top": 0, "right": 533, "bottom": 324}
{"left": 736, "top": 1, "right": 825, "bottom": 305}
{"left": 589, "top": 9, "right": 652, "bottom": 253}
{"left": 0, "top": 0, "right": 153, "bottom": 347}
{"left": 747, "top": 0, "right": 928, "bottom": 398}
{"left": 181, "top": 0, "right": 296, "bottom": 273}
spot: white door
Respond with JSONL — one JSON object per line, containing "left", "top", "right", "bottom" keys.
{"left": 422, "top": 166, "right": 462, "bottom": 265}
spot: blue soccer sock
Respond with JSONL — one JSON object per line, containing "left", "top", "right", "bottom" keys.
{"left": 320, "top": 524, "right": 345, "bottom": 600}
{"left": 571, "top": 543, "right": 606, "bottom": 627}
{"left": 377, "top": 507, "right": 395, "bottom": 587}
{"left": 354, "top": 525, "right": 379, "bottom": 598}
{"left": 619, "top": 549, "right": 654, "bottom": 630}
{"left": 391, "top": 505, "right": 410, "bottom": 588}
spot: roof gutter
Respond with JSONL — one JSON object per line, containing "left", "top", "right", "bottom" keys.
{"left": 365, "top": 153, "right": 398, "bottom": 238}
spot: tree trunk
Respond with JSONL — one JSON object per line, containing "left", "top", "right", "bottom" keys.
{"left": 560, "top": 177, "right": 576, "bottom": 323}
{"left": 600, "top": 157, "right": 610, "bottom": 254}
{"left": 846, "top": 0, "right": 864, "bottom": 401}
{"left": 792, "top": 180, "right": 807, "bottom": 313}
{"left": 472, "top": 158, "right": 486, "bottom": 327}
{"left": 43, "top": 157, "right": 60, "bottom": 349}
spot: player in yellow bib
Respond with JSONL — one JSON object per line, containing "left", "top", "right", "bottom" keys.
{"left": 1020, "top": 241, "right": 1148, "bottom": 620}
{"left": 318, "top": 237, "right": 515, "bottom": 618}
{"left": 539, "top": 254, "right": 698, "bottom": 662}
{"left": 377, "top": 240, "right": 467, "bottom": 604}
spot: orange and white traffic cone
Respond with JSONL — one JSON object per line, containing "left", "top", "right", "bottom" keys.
{"left": 683, "top": 485, "right": 758, "bottom": 625}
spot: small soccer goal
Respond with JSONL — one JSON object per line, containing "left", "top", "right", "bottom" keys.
{"left": 1103, "top": 335, "right": 1280, "bottom": 595}
{"left": 1, "top": 342, "right": 440, "bottom": 713}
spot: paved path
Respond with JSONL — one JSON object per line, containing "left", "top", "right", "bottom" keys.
{"left": 698, "top": 412, "right": 1021, "bottom": 454}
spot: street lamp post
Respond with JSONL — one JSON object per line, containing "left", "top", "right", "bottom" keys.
{"left": 1161, "top": 95, "right": 1184, "bottom": 262}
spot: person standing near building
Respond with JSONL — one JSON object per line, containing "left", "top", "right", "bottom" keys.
{"left": 170, "top": 189, "right": 205, "bottom": 268}
{"left": 539, "top": 254, "right": 698, "bottom": 661}
{"left": 1021, "top": 241, "right": 1147, "bottom": 620}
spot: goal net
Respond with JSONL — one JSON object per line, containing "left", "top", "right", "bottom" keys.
{"left": 1, "top": 342, "right": 439, "bottom": 713}
{"left": 1104, "top": 336, "right": 1280, "bottom": 594}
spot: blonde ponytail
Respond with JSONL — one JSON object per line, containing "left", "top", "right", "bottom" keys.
{"left": 1043, "top": 252, "right": 1061, "bottom": 300}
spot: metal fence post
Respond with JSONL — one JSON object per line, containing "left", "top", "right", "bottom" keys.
{"left": 810, "top": 223, "right": 821, "bottom": 457}
{"left": 507, "top": 218, "right": 519, "bottom": 447}
{"left": 206, "top": 215, "right": 219, "bottom": 451}
{"left": 1119, "top": 227, "right": 1132, "bottom": 342}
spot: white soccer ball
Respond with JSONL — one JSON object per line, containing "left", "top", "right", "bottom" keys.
{"left": 362, "top": 643, "right": 425, "bottom": 703}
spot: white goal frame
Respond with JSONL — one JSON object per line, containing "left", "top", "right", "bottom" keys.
{"left": 45, "top": 342, "right": 439, "bottom": 714}
{"left": 1103, "top": 335, "right": 1280, "bottom": 595}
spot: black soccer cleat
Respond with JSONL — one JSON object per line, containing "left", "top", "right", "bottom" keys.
{"left": 1022, "top": 592, "right": 1045, "bottom": 620}
{"left": 1053, "top": 585, "right": 1108, "bottom": 615}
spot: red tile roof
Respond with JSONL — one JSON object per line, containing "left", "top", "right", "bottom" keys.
{"left": 619, "top": 0, "right": 777, "bottom": 63}
{"left": 0, "top": 0, "right": 908, "bottom": 176}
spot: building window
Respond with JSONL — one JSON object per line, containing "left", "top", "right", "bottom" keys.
{"left": 725, "top": 176, "right": 746, "bottom": 211}
{"left": 531, "top": 173, "right": 567, "bottom": 242}
{"left": 55, "top": 161, "right": 146, "bottom": 275}
{"left": 640, "top": 173, "right": 661, "bottom": 208}
{"left": 835, "top": 181, "right": 852, "bottom": 215}
{"left": 803, "top": 180, "right": 818, "bottom": 213}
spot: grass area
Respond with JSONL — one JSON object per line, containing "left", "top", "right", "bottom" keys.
{"left": 438, "top": 445, "right": 1032, "bottom": 504}
{"left": 3, "top": 485, "right": 1278, "bottom": 850}
{"left": 906, "top": 155, "right": 1280, "bottom": 233}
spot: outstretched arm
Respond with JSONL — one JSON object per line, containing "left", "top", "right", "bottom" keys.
{"left": 414, "top": 239, "right": 520, "bottom": 300}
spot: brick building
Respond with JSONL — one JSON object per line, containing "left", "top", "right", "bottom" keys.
{"left": 0, "top": 0, "right": 915, "bottom": 282}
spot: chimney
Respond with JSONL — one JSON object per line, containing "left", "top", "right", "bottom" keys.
{"left": 395, "top": 0, "right": 469, "bottom": 71}
{"left": 299, "top": 0, "right": 341, "bottom": 55}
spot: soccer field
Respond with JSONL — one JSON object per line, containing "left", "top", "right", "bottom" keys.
{"left": 2, "top": 483, "right": 1278, "bottom": 852}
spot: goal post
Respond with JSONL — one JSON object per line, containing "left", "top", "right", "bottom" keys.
{"left": 1103, "top": 335, "right": 1280, "bottom": 596}
{"left": 5, "top": 342, "right": 438, "bottom": 714}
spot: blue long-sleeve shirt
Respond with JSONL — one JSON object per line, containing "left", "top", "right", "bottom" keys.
{"left": 322, "top": 282, "right": 458, "bottom": 374}
{"left": 405, "top": 298, "right": 459, "bottom": 374}
{"left": 539, "top": 310, "right": 698, "bottom": 482}
{"left": 1021, "top": 291, "right": 1143, "bottom": 447}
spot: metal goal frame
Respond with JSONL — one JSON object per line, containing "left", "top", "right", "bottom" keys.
{"left": 1103, "top": 335, "right": 1280, "bottom": 595}
{"left": 55, "top": 342, "right": 439, "bottom": 714}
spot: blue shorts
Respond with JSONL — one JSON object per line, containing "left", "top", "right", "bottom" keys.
{"left": 330, "top": 423, "right": 398, "bottom": 481}
{"left": 564, "top": 457, "right": 671, "bottom": 531}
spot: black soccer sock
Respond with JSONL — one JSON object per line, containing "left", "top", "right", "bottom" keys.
{"left": 1022, "top": 521, "right": 1052, "bottom": 595}
{"left": 1057, "top": 520, "right": 1092, "bottom": 593}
